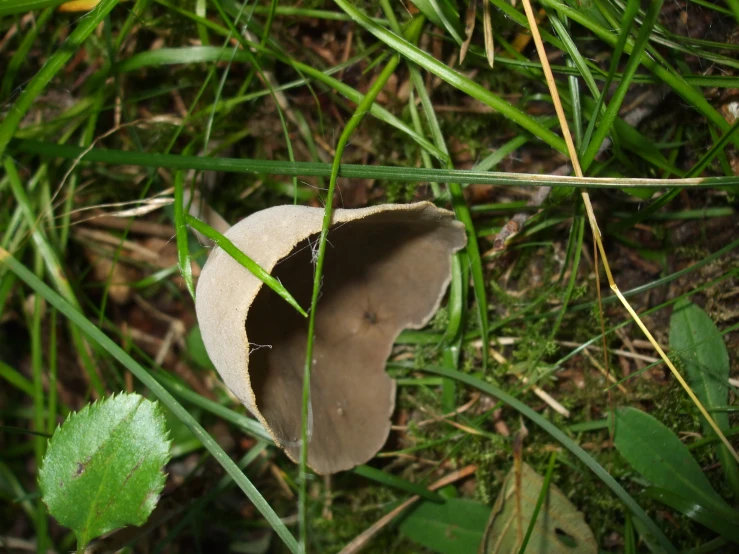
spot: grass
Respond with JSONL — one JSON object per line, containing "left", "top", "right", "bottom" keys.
{"left": 1, "top": 1, "right": 739, "bottom": 553}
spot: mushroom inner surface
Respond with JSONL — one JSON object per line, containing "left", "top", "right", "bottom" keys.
{"left": 246, "top": 215, "right": 458, "bottom": 473}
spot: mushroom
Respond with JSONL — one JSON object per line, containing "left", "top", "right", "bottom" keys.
{"left": 195, "top": 201, "right": 466, "bottom": 474}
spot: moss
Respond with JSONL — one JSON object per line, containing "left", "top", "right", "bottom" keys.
{"left": 384, "top": 180, "right": 417, "bottom": 204}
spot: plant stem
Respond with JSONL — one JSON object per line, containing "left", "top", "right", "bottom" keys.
{"left": 298, "top": 41, "right": 406, "bottom": 553}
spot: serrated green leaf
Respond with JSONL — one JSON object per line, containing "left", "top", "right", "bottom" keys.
{"left": 481, "top": 462, "right": 597, "bottom": 554}
{"left": 39, "top": 393, "right": 171, "bottom": 549}
{"left": 399, "top": 498, "right": 490, "bottom": 553}
{"left": 614, "top": 407, "right": 735, "bottom": 519}
{"left": 669, "top": 300, "right": 739, "bottom": 494}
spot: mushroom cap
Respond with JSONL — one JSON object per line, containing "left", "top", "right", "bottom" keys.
{"left": 195, "top": 201, "right": 467, "bottom": 474}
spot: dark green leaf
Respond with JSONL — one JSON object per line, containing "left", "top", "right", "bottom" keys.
{"left": 614, "top": 407, "right": 733, "bottom": 518}
{"left": 39, "top": 393, "right": 171, "bottom": 548}
{"left": 399, "top": 498, "right": 490, "bottom": 553}
{"left": 669, "top": 300, "right": 739, "bottom": 495}
{"left": 644, "top": 488, "right": 739, "bottom": 544}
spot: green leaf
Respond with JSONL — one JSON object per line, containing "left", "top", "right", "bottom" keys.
{"left": 481, "top": 462, "right": 597, "bottom": 553}
{"left": 399, "top": 498, "right": 490, "bottom": 553}
{"left": 644, "top": 488, "right": 739, "bottom": 545}
{"left": 614, "top": 407, "right": 734, "bottom": 519}
{"left": 39, "top": 393, "right": 171, "bottom": 549}
{"left": 185, "top": 325, "right": 214, "bottom": 370}
{"left": 669, "top": 300, "right": 739, "bottom": 494}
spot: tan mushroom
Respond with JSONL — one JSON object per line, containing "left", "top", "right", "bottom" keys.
{"left": 195, "top": 201, "right": 466, "bottom": 474}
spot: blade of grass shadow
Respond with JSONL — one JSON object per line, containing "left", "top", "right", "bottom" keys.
{"left": 0, "top": 248, "right": 299, "bottom": 554}
{"left": 417, "top": 364, "right": 677, "bottom": 554}
{"left": 0, "top": 0, "right": 121, "bottom": 158}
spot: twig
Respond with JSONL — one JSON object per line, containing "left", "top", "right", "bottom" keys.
{"left": 391, "top": 393, "right": 480, "bottom": 430}
{"left": 473, "top": 341, "right": 571, "bottom": 417}
{"left": 582, "top": 349, "right": 629, "bottom": 394}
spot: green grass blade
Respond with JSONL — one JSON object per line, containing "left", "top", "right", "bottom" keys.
{"left": 17, "top": 139, "right": 739, "bottom": 188}
{"left": 0, "top": 8, "right": 55, "bottom": 99}
{"left": 580, "top": 0, "right": 638, "bottom": 154}
{"left": 297, "top": 49, "right": 402, "bottom": 553}
{"left": 0, "top": 0, "right": 64, "bottom": 15}
{"left": 174, "top": 171, "right": 195, "bottom": 300}
{"left": 0, "top": 360, "right": 34, "bottom": 397}
{"left": 185, "top": 214, "right": 307, "bottom": 317}
{"left": 611, "top": 118, "right": 739, "bottom": 232}
{"left": 353, "top": 465, "right": 445, "bottom": 504}
{"left": 5, "top": 157, "right": 105, "bottom": 397}
{"left": 580, "top": 0, "right": 663, "bottom": 171}
{"left": 115, "top": 42, "right": 445, "bottom": 160}
{"left": 517, "top": 452, "right": 558, "bottom": 554}
{"left": 398, "top": 16, "right": 489, "bottom": 371}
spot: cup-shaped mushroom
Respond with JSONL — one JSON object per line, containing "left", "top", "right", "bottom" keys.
{"left": 195, "top": 201, "right": 467, "bottom": 474}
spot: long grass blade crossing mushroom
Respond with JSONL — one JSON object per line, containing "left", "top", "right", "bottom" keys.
{"left": 195, "top": 201, "right": 467, "bottom": 474}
